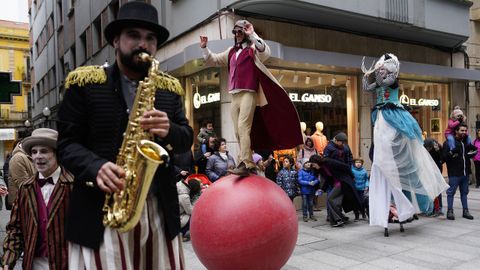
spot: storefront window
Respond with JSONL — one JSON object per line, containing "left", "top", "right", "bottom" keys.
{"left": 269, "top": 69, "right": 349, "bottom": 139}
{"left": 187, "top": 68, "right": 221, "bottom": 146}
{"left": 398, "top": 81, "right": 449, "bottom": 143}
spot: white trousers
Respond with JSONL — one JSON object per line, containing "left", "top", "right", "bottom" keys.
{"left": 69, "top": 195, "right": 184, "bottom": 270}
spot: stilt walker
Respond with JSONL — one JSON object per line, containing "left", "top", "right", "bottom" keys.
{"left": 361, "top": 53, "right": 449, "bottom": 236}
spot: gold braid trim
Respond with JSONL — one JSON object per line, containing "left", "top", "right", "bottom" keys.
{"left": 64, "top": 65, "right": 183, "bottom": 95}
{"left": 152, "top": 71, "right": 184, "bottom": 96}
{"left": 64, "top": 66, "right": 107, "bottom": 89}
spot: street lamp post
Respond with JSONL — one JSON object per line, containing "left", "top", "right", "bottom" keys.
{"left": 42, "top": 106, "right": 51, "bottom": 127}
{"left": 20, "top": 119, "right": 32, "bottom": 137}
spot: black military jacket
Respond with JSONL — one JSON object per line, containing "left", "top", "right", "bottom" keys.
{"left": 57, "top": 63, "right": 193, "bottom": 249}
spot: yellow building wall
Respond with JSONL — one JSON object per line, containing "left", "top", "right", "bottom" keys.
{"left": 0, "top": 21, "right": 29, "bottom": 115}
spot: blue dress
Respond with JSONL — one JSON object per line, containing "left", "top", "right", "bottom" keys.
{"left": 365, "top": 80, "right": 448, "bottom": 228}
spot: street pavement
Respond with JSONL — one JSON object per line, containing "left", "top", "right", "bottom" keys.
{"left": 183, "top": 185, "right": 480, "bottom": 270}
{"left": 1, "top": 185, "right": 479, "bottom": 269}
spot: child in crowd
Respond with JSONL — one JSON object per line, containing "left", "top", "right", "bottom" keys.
{"left": 276, "top": 155, "right": 299, "bottom": 202}
{"left": 197, "top": 119, "right": 216, "bottom": 146}
{"left": 351, "top": 157, "right": 369, "bottom": 220}
{"left": 297, "top": 136, "right": 318, "bottom": 169}
{"left": 252, "top": 152, "right": 266, "bottom": 177}
{"left": 445, "top": 106, "right": 471, "bottom": 152}
{"left": 297, "top": 161, "right": 320, "bottom": 222}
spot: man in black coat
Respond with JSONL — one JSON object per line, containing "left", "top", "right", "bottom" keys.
{"left": 442, "top": 123, "right": 476, "bottom": 221}
{"left": 323, "top": 132, "right": 353, "bottom": 166}
{"left": 173, "top": 150, "right": 195, "bottom": 181}
{"left": 57, "top": 2, "right": 192, "bottom": 268}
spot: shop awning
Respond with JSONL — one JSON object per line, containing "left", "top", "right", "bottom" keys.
{"left": 160, "top": 39, "right": 480, "bottom": 83}
{"left": 0, "top": 128, "right": 16, "bottom": 141}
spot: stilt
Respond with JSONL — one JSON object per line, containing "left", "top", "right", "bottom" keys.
{"left": 384, "top": 228, "right": 389, "bottom": 237}
{"left": 399, "top": 222, "right": 405, "bottom": 232}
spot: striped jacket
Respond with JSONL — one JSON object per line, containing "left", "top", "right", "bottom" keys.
{"left": 2, "top": 167, "right": 73, "bottom": 270}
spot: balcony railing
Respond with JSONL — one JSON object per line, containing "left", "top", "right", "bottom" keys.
{"left": 0, "top": 110, "right": 29, "bottom": 120}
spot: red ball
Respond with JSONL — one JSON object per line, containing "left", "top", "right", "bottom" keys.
{"left": 190, "top": 174, "right": 298, "bottom": 270}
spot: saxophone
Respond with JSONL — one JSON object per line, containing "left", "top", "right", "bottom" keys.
{"left": 102, "top": 52, "right": 169, "bottom": 232}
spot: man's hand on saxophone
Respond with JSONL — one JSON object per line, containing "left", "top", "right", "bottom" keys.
{"left": 96, "top": 162, "right": 126, "bottom": 193}
{"left": 140, "top": 109, "right": 170, "bottom": 139}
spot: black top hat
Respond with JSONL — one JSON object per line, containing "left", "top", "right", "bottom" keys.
{"left": 104, "top": 1, "right": 169, "bottom": 49}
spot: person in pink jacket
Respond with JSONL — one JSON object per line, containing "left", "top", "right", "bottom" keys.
{"left": 445, "top": 106, "right": 472, "bottom": 152}
{"left": 473, "top": 129, "right": 480, "bottom": 188}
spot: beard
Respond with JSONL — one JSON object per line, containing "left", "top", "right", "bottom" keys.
{"left": 118, "top": 47, "right": 151, "bottom": 74}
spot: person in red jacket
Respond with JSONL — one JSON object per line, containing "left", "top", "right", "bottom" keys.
{"left": 200, "top": 20, "right": 303, "bottom": 176}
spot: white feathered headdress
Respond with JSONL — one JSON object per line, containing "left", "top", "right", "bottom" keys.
{"left": 361, "top": 53, "right": 400, "bottom": 79}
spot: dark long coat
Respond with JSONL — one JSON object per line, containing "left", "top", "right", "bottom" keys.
{"left": 317, "top": 158, "right": 362, "bottom": 213}
{"left": 57, "top": 63, "right": 193, "bottom": 249}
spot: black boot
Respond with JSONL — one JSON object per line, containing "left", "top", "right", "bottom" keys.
{"left": 463, "top": 209, "right": 474, "bottom": 220}
{"left": 447, "top": 209, "right": 455, "bottom": 220}
{"left": 229, "top": 162, "right": 250, "bottom": 177}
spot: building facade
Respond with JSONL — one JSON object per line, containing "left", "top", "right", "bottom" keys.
{"left": 466, "top": 0, "right": 480, "bottom": 138}
{"left": 0, "top": 20, "right": 30, "bottom": 166}
{"left": 29, "top": 0, "right": 480, "bottom": 169}
{"left": 156, "top": 0, "right": 479, "bottom": 167}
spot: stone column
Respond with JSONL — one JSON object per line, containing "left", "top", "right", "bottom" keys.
{"left": 358, "top": 75, "right": 374, "bottom": 171}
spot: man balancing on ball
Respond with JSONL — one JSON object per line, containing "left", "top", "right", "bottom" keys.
{"left": 200, "top": 20, "right": 303, "bottom": 176}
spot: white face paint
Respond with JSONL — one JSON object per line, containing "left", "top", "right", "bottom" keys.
{"left": 31, "top": 145, "right": 58, "bottom": 177}
{"left": 377, "top": 66, "right": 388, "bottom": 79}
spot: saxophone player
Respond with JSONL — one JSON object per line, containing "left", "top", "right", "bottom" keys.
{"left": 57, "top": 2, "right": 193, "bottom": 269}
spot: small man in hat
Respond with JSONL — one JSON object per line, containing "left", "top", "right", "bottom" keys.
{"left": 57, "top": 1, "right": 191, "bottom": 268}
{"left": 200, "top": 20, "right": 303, "bottom": 177}
{"left": 2, "top": 128, "right": 74, "bottom": 270}
{"left": 323, "top": 132, "right": 353, "bottom": 166}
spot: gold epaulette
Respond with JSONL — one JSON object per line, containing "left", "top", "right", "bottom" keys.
{"left": 152, "top": 71, "right": 185, "bottom": 96}
{"left": 64, "top": 66, "right": 107, "bottom": 89}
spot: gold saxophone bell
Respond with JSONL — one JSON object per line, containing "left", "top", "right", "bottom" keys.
{"left": 102, "top": 53, "right": 169, "bottom": 232}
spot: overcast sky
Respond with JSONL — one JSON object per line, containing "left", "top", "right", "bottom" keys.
{"left": 0, "top": 0, "right": 29, "bottom": 23}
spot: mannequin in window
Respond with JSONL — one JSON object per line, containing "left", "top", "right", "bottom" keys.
{"left": 312, "top": 121, "right": 328, "bottom": 155}
{"left": 300, "top": 122, "right": 307, "bottom": 143}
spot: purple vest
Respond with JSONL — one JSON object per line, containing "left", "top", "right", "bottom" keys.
{"left": 34, "top": 182, "right": 52, "bottom": 258}
{"left": 228, "top": 47, "right": 259, "bottom": 92}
